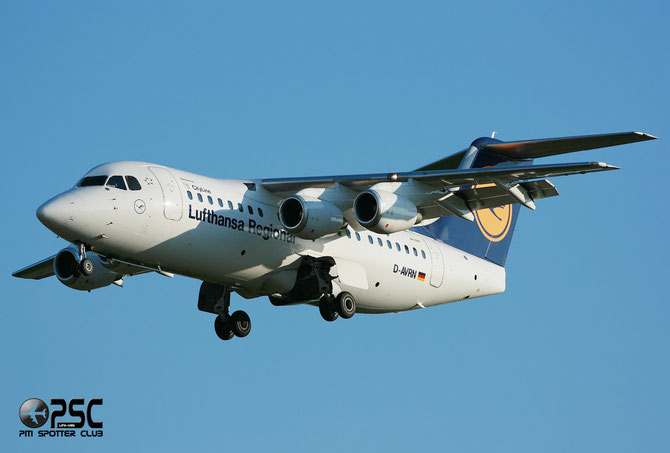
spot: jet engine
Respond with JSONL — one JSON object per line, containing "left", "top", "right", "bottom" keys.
{"left": 278, "top": 195, "right": 344, "bottom": 240}
{"left": 353, "top": 189, "right": 419, "bottom": 234}
{"left": 53, "top": 247, "right": 121, "bottom": 291}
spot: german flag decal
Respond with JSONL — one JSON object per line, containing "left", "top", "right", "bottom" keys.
{"left": 417, "top": 272, "right": 426, "bottom": 282}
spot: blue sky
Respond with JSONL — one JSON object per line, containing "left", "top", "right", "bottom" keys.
{"left": 1, "top": 1, "right": 668, "bottom": 451}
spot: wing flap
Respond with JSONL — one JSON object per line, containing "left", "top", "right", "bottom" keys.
{"left": 459, "top": 179, "right": 559, "bottom": 211}
{"left": 418, "top": 179, "right": 559, "bottom": 216}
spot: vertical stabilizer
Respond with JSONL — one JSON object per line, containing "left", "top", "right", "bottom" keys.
{"left": 414, "top": 137, "right": 528, "bottom": 267}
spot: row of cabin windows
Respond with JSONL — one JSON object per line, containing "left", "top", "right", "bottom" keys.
{"left": 186, "top": 190, "right": 264, "bottom": 217}
{"left": 78, "top": 175, "right": 142, "bottom": 191}
{"left": 186, "top": 188, "right": 419, "bottom": 256}
{"left": 343, "top": 229, "right": 427, "bottom": 259}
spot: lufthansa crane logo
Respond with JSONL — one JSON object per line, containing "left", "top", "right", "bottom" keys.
{"left": 474, "top": 205, "right": 513, "bottom": 242}
{"left": 134, "top": 199, "right": 146, "bottom": 214}
{"left": 472, "top": 183, "right": 513, "bottom": 242}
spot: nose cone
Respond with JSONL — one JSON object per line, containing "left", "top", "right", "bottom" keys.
{"left": 36, "top": 191, "right": 82, "bottom": 235}
{"left": 36, "top": 198, "right": 65, "bottom": 231}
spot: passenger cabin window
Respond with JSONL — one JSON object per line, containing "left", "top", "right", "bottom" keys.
{"left": 413, "top": 247, "right": 418, "bottom": 256}
{"left": 355, "top": 232, "right": 361, "bottom": 241}
{"left": 238, "top": 203, "right": 243, "bottom": 212}
{"left": 228, "top": 201, "right": 233, "bottom": 210}
{"left": 248, "top": 205, "right": 253, "bottom": 215}
{"left": 126, "top": 176, "right": 142, "bottom": 191}
{"left": 78, "top": 175, "right": 107, "bottom": 187}
{"left": 387, "top": 240, "right": 392, "bottom": 249}
{"left": 421, "top": 250, "right": 426, "bottom": 259}
{"left": 396, "top": 242, "right": 401, "bottom": 251}
{"left": 187, "top": 191, "right": 193, "bottom": 200}
{"left": 258, "top": 207, "right": 264, "bottom": 217}
{"left": 107, "top": 175, "right": 126, "bottom": 190}
{"left": 377, "top": 238, "right": 383, "bottom": 247}
{"left": 207, "top": 195, "right": 213, "bottom": 205}
{"left": 346, "top": 230, "right": 351, "bottom": 239}
{"left": 218, "top": 198, "right": 223, "bottom": 207}
{"left": 404, "top": 245, "right": 410, "bottom": 254}
{"left": 197, "top": 193, "right": 203, "bottom": 202}
{"left": 368, "top": 235, "right": 373, "bottom": 244}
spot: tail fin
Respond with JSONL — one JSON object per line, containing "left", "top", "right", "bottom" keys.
{"left": 416, "top": 136, "right": 524, "bottom": 267}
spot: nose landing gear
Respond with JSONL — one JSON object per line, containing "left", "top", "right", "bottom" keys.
{"left": 75, "top": 242, "right": 95, "bottom": 276}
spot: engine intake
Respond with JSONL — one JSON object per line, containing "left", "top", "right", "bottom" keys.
{"left": 54, "top": 247, "right": 121, "bottom": 291}
{"left": 354, "top": 189, "right": 419, "bottom": 234}
{"left": 279, "top": 195, "right": 344, "bottom": 240}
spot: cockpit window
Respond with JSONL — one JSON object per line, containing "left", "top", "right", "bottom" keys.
{"left": 78, "top": 175, "right": 108, "bottom": 187}
{"left": 106, "top": 175, "right": 127, "bottom": 190}
{"left": 126, "top": 176, "right": 142, "bottom": 191}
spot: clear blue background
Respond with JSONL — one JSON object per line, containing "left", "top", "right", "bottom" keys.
{"left": 2, "top": 1, "right": 668, "bottom": 451}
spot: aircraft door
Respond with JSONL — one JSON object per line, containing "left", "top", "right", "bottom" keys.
{"left": 149, "top": 167, "right": 183, "bottom": 221}
{"left": 426, "top": 240, "right": 444, "bottom": 288}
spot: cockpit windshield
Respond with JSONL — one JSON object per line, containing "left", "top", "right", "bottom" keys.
{"left": 78, "top": 175, "right": 108, "bottom": 187}
{"left": 76, "top": 174, "right": 143, "bottom": 190}
{"left": 126, "top": 176, "right": 142, "bottom": 190}
{"left": 106, "top": 175, "right": 127, "bottom": 190}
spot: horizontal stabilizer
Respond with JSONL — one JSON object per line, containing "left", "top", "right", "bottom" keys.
{"left": 481, "top": 131, "right": 656, "bottom": 159}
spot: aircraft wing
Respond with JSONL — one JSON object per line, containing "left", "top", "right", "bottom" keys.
{"left": 12, "top": 254, "right": 160, "bottom": 281}
{"left": 261, "top": 161, "right": 617, "bottom": 197}
{"left": 12, "top": 255, "right": 56, "bottom": 280}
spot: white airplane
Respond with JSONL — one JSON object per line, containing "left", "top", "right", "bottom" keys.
{"left": 13, "top": 132, "right": 656, "bottom": 341}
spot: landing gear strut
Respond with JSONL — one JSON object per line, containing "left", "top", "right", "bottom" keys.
{"left": 76, "top": 242, "right": 94, "bottom": 276}
{"left": 319, "top": 295, "right": 339, "bottom": 322}
{"left": 199, "top": 282, "right": 252, "bottom": 341}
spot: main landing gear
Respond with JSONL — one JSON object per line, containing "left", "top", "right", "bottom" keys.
{"left": 198, "top": 282, "right": 252, "bottom": 341}
{"left": 318, "top": 291, "right": 356, "bottom": 322}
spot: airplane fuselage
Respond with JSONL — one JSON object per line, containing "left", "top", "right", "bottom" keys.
{"left": 39, "top": 161, "right": 505, "bottom": 313}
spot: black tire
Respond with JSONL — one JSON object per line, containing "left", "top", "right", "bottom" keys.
{"left": 214, "top": 316, "right": 234, "bottom": 341}
{"left": 231, "top": 310, "right": 251, "bottom": 338}
{"left": 268, "top": 296, "right": 284, "bottom": 306}
{"left": 80, "top": 258, "right": 94, "bottom": 276}
{"left": 319, "top": 297, "right": 339, "bottom": 322}
{"left": 336, "top": 292, "right": 356, "bottom": 319}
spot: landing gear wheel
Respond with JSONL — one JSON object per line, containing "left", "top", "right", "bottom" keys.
{"left": 80, "top": 258, "right": 94, "bottom": 276}
{"left": 336, "top": 291, "right": 356, "bottom": 319}
{"left": 214, "top": 316, "right": 234, "bottom": 341}
{"left": 231, "top": 310, "right": 251, "bottom": 338}
{"left": 319, "top": 296, "right": 339, "bottom": 322}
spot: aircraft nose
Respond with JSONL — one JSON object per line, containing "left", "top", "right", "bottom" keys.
{"left": 36, "top": 197, "right": 65, "bottom": 229}
{"left": 36, "top": 191, "right": 82, "bottom": 232}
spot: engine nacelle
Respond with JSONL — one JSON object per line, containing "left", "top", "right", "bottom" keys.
{"left": 278, "top": 195, "right": 344, "bottom": 240}
{"left": 354, "top": 189, "right": 419, "bottom": 234}
{"left": 54, "top": 247, "right": 121, "bottom": 291}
